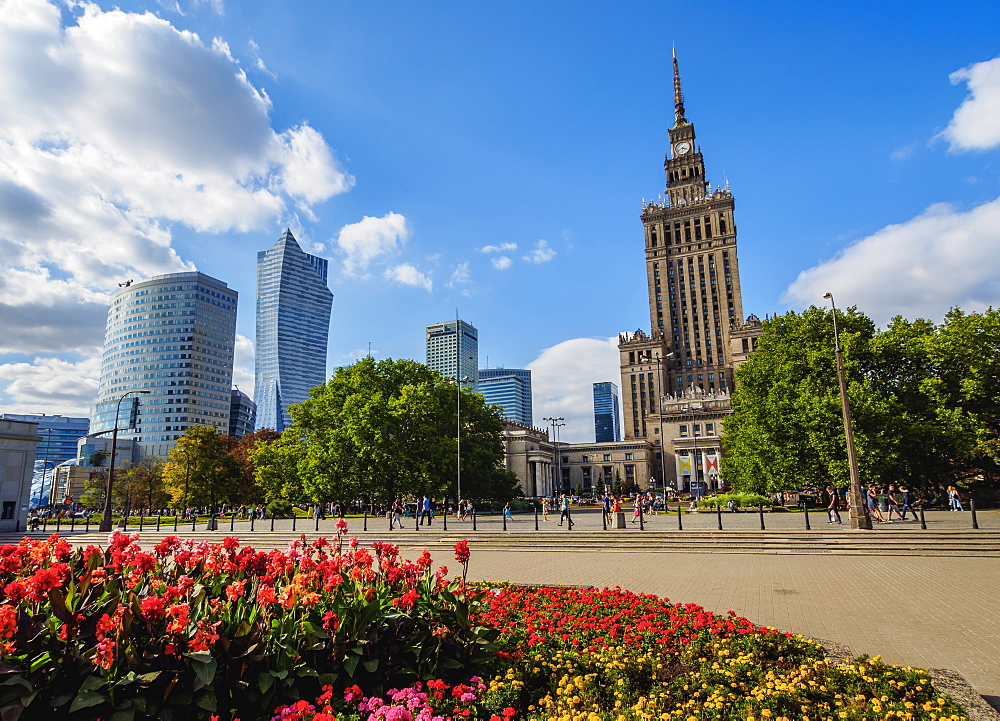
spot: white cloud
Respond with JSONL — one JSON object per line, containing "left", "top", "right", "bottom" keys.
{"left": 783, "top": 197, "right": 1000, "bottom": 324}
{"left": 480, "top": 242, "right": 517, "bottom": 253}
{"left": 0, "top": 356, "right": 100, "bottom": 416}
{"left": 448, "top": 261, "right": 471, "bottom": 286}
{"left": 336, "top": 212, "right": 409, "bottom": 274}
{"left": 944, "top": 56, "right": 1000, "bottom": 151}
{"left": 523, "top": 239, "right": 556, "bottom": 264}
{"left": 384, "top": 263, "right": 432, "bottom": 291}
{"left": 526, "top": 336, "right": 621, "bottom": 443}
{"left": 278, "top": 124, "right": 354, "bottom": 209}
{"left": 491, "top": 256, "right": 513, "bottom": 270}
{"left": 232, "top": 334, "right": 255, "bottom": 399}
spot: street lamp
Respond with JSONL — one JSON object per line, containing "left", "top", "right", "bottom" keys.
{"left": 456, "top": 373, "right": 470, "bottom": 508}
{"left": 822, "top": 293, "right": 871, "bottom": 530}
{"left": 543, "top": 417, "right": 565, "bottom": 496}
{"left": 37, "top": 428, "right": 53, "bottom": 509}
{"left": 654, "top": 352, "right": 676, "bottom": 501}
{"left": 99, "top": 390, "right": 150, "bottom": 532}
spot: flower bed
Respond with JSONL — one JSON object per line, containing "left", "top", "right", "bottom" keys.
{"left": 0, "top": 532, "right": 969, "bottom": 720}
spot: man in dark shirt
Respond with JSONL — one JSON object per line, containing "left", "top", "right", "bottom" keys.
{"left": 899, "top": 485, "right": 919, "bottom": 521}
{"left": 825, "top": 485, "right": 842, "bottom": 524}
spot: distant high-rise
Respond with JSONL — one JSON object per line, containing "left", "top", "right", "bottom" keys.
{"left": 255, "top": 229, "right": 334, "bottom": 431}
{"left": 425, "top": 319, "right": 478, "bottom": 387}
{"left": 593, "top": 382, "right": 622, "bottom": 443}
{"left": 91, "top": 272, "right": 238, "bottom": 458}
{"left": 478, "top": 368, "right": 532, "bottom": 426}
{"left": 229, "top": 389, "right": 257, "bottom": 438}
{"left": 1, "top": 414, "right": 89, "bottom": 506}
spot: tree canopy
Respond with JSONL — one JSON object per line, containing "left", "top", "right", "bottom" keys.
{"left": 252, "top": 357, "right": 519, "bottom": 505}
{"left": 162, "top": 425, "right": 242, "bottom": 510}
{"left": 722, "top": 306, "right": 1000, "bottom": 494}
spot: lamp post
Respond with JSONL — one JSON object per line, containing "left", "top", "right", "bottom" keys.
{"left": 543, "top": 417, "right": 565, "bottom": 496}
{"left": 823, "top": 293, "right": 871, "bottom": 530}
{"left": 37, "top": 428, "right": 53, "bottom": 510}
{"left": 654, "top": 352, "right": 676, "bottom": 502}
{"left": 99, "top": 390, "right": 150, "bottom": 532}
{"left": 455, "top": 372, "right": 470, "bottom": 508}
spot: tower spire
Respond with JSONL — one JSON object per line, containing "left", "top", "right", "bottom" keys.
{"left": 672, "top": 47, "right": 687, "bottom": 127}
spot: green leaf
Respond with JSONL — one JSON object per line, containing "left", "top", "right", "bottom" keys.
{"left": 69, "top": 691, "right": 108, "bottom": 714}
{"left": 343, "top": 654, "right": 359, "bottom": 677}
{"left": 192, "top": 658, "right": 217, "bottom": 688}
{"left": 361, "top": 658, "right": 379, "bottom": 673}
{"left": 184, "top": 651, "right": 213, "bottom": 665}
{"left": 257, "top": 671, "right": 274, "bottom": 694}
{"left": 79, "top": 676, "right": 107, "bottom": 693}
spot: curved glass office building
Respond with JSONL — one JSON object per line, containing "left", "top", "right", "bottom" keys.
{"left": 254, "top": 230, "right": 333, "bottom": 431}
{"left": 90, "top": 272, "right": 238, "bottom": 458}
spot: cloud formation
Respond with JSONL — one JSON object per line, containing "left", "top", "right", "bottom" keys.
{"left": 783, "top": 198, "right": 1000, "bottom": 324}
{"left": 491, "top": 256, "right": 513, "bottom": 270}
{"left": 527, "top": 336, "right": 621, "bottom": 443}
{"left": 336, "top": 212, "right": 410, "bottom": 274}
{"left": 523, "top": 239, "right": 556, "bottom": 264}
{"left": 944, "top": 56, "right": 1000, "bottom": 151}
{"left": 0, "top": 356, "right": 100, "bottom": 416}
{"left": 384, "top": 263, "right": 432, "bottom": 291}
{"left": 480, "top": 242, "right": 517, "bottom": 253}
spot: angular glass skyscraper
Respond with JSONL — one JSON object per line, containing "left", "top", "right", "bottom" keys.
{"left": 255, "top": 229, "right": 333, "bottom": 431}
{"left": 478, "top": 368, "right": 532, "bottom": 426}
{"left": 91, "top": 272, "right": 238, "bottom": 458}
{"left": 593, "top": 382, "right": 622, "bottom": 442}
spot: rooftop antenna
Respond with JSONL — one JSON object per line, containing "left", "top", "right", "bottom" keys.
{"left": 367, "top": 342, "right": 371, "bottom": 358}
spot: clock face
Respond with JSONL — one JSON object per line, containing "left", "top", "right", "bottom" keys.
{"left": 675, "top": 141, "right": 691, "bottom": 156}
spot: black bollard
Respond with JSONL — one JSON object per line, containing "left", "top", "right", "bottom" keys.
{"left": 139, "top": 515, "right": 143, "bottom": 532}
{"left": 85, "top": 516, "right": 90, "bottom": 533}
{"left": 443, "top": 505, "right": 448, "bottom": 531}
{"left": 42, "top": 517, "right": 47, "bottom": 532}
{"left": 638, "top": 505, "right": 644, "bottom": 531}
{"left": 971, "top": 498, "right": 979, "bottom": 530}
{"left": 315, "top": 513, "right": 320, "bottom": 533}
{"left": 363, "top": 508, "right": 368, "bottom": 532}
{"left": 759, "top": 505, "right": 766, "bottom": 531}
{"left": 270, "top": 514, "right": 275, "bottom": 532}
{"left": 250, "top": 515, "right": 255, "bottom": 531}
{"left": 503, "top": 513, "right": 507, "bottom": 531}
{"left": 566, "top": 506, "right": 573, "bottom": 531}
{"left": 535, "top": 507, "right": 540, "bottom": 531}
{"left": 472, "top": 508, "right": 477, "bottom": 531}
{"left": 173, "top": 514, "right": 178, "bottom": 532}
{"left": 71, "top": 517, "right": 76, "bottom": 532}
{"left": 388, "top": 508, "right": 393, "bottom": 531}
{"left": 919, "top": 504, "right": 927, "bottom": 530}
{"left": 602, "top": 506, "right": 607, "bottom": 531}
{"left": 717, "top": 504, "right": 723, "bottom": 531}
{"left": 677, "top": 504, "right": 683, "bottom": 530}
{"left": 415, "top": 508, "right": 419, "bottom": 531}
{"left": 156, "top": 515, "right": 161, "bottom": 531}
{"left": 56, "top": 517, "right": 61, "bottom": 533}
{"left": 803, "top": 504, "right": 811, "bottom": 531}
{"left": 292, "top": 514, "right": 297, "bottom": 532}
{"left": 191, "top": 515, "right": 196, "bottom": 532}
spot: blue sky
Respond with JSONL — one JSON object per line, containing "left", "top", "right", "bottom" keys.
{"left": 2, "top": 0, "right": 1000, "bottom": 441}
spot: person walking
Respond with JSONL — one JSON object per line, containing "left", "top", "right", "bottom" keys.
{"left": 390, "top": 498, "right": 403, "bottom": 529}
{"left": 867, "top": 484, "right": 885, "bottom": 523}
{"left": 540, "top": 497, "right": 549, "bottom": 522}
{"left": 947, "top": 486, "right": 964, "bottom": 511}
{"left": 603, "top": 492, "right": 612, "bottom": 526}
{"left": 503, "top": 502, "right": 514, "bottom": 523}
{"left": 558, "top": 494, "right": 573, "bottom": 528}
{"left": 630, "top": 494, "right": 643, "bottom": 524}
{"left": 419, "top": 495, "right": 432, "bottom": 526}
{"left": 899, "top": 485, "right": 919, "bottom": 520}
{"left": 886, "top": 485, "right": 904, "bottom": 521}
{"left": 826, "top": 485, "right": 842, "bottom": 524}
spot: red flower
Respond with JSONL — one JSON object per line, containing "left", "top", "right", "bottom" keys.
{"left": 393, "top": 589, "right": 419, "bottom": 611}
{"left": 140, "top": 596, "right": 167, "bottom": 620}
{"left": 335, "top": 518, "right": 349, "bottom": 534}
{"left": 453, "top": 540, "right": 470, "bottom": 564}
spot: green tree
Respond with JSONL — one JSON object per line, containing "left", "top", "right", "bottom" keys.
{"left": 80, "top": 469, "right": 108, "bottom": 508}
{"left": 252, "top": 357, "right": 515, "bottom": 505}
{"left": 163, "top": 425, "right": 241, "bottom": 512}
{"left": 220, "top": 428, "right": 281, "bottom": 505}
{"left": 118, "top": 457, "right": 168, "bottom": 512}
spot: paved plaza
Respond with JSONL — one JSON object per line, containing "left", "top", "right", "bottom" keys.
{"left": 22, "top": 508, "right": 1000, "bottom": 710}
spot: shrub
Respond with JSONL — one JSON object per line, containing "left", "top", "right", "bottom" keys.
{"left": 696, "top": 492, "right": 771, "bottom": 509}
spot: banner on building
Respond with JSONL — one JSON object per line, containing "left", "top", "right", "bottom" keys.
{"left": 704, "top": 453, "right": 720, "bottom": 477}
{"left": 676, "top": 454, "right": 692, "bottom": 476}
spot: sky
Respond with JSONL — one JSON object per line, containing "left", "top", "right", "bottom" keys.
{"left": 2, "top": 0, "right": 1000, "bottom": 443}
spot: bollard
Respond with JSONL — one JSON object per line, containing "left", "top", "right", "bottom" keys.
{"left": 173, "top": 514, "right": 178, "bottom": 532}
{"left": 85, "top": 516, "right": 90, "bottom": 533}
{"left": 139, "top": 515, "right": 143, "bottom": 532}
{"left": 566, "top": 506, "right": 572, "bottom": 531}
{"left": 292, "top": 514, "right": 297, "bottom": 532}
{"left": 971, "top": 498, "right": 979, "bottom": 530}
{"left": 717, "top": 504, "right": 723, "bottom": 531}
{"left": 472, "top": 508, "right": 477, "bottom": 531}
{"left": 503, "top": 513, "right": 507, "bottom": 531}
{"left": 602, "top": 506, "right": 607, "bottom": 531}
{"left": 42, "top": 517, "right": 47, "bottom": 532}
{"left": 191, "top": 515, "right": 196, "bottom": 532}
{"left": 157, "top": 515, "right": 161, "bottom": 531}
{"left": 759, "top": 505, "right": 766, "bottom": 531}
{"left": 535, "top": 507, "right": 540, "bottom": 531}
{"left": 388, "top": 508, "right": 393, "bottom": 531}
{"left": 677, "top": 505, "right": 683, "bottom": 530}
{"left": 71, "top": 517, "right": 76, "bottom": 532}
{"left": 270, "top": 514, "right": 275, "bottom": 532}
{"left": 443, "top": 506, "right": 448, "bottom": 531}
{"left": 919, "top": 504, "right": 927, "bottom": 530}
{"left": 803, "top": 505, "right": 811, "bottom": 531}
{"left": 415, "top": 509, "right": 419, "bottom": 531}
{"left": 250, "top": 515, "right": 255, "bottom": 532}
{"left": 56, "top": 517, "right": 61, "bottom": 533}
{"left": 363, "top": 508, "right": 368, "bottom": 532}
{"left": 639, "top": 505, "right": 644, "bottom": 531}
{"left": 315, "top": 513, "right": 320, "bottom": 533}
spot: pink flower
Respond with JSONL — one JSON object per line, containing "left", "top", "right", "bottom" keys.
{"left": 335, "top": 518, "right": 349, "bottom": 534}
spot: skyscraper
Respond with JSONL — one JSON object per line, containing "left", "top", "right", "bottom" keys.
{"left": 593, "top": 382, "right": 622, "bottom": 442}
{"left": 0, "top": 414, "right": 89, "bottom": 505}
{"left": 478, "top": 368, "right": 532, "bottom": 425}
{"left": 255, "top": 229, "right": 334, "bottom": 431}
{"left": 229, "top": 389, "right": 257, "bottom": 438}
{"left": 619, "top": 50, "right": 751, "bottom": 440}
{"left": 425, "top": 319, "right": 478, "bottom": 387}
{"left": 91, "top": 272, "right": 238, "bottom": 458}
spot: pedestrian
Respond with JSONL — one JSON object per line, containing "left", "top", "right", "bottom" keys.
{"left": 867, "top": 484, "right": 884, "bottom": 523}
{"left": 899, "top": 485, "right": 919, "bottom": 521}
{"left": 886, "top": 485, "right": 904, "bottom": 521}
{"left": 603, "top": 492, "right": 612, "bottom": 525}
{"left": 503, "top": 503, "right": 513, "bottom": 523}
{"left": 630, "top": 494, "right": 642, "bottom": 524}
{"left": 612, "top": 495, "right": 621, "bottom": 513}
{"left": 947, "top": 485, "right": 964, "bottom": 511}
{"left": 541, "top": 497, "right": 549, "bottom": 522}
{"left": 558, "top": 494, "right": 573, "bottom": 528}
{"left": 390, "top": 498, "right": 403, "bottom": 529}
{"left": 877, "top": 486, "right": 891, "bottom": 523}
{"left": 727, "top": 499, "right": 736, "bottom": 513}
{"left": 825, "top": 485, "right": 842, "bottom": 525}
{"left": 419, "top": 495, "right": 432, "bottom": 526}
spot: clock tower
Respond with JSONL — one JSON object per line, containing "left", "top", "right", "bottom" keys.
{"left": 619, "top": 49, "right": 749, "bottom": 441}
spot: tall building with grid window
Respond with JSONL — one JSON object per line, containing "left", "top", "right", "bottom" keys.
{"left": 91, "top": 272, "right": 237, "bottom": 458}
{"left": 478, "top": 368, "right": 532, "bottom": 426}
{"left": 255, "top": 229, "right": 334, "bottom": 432}
{"left": 592, "top": 382, "right": 621, "bottom": 443}
{"left": 425, "top": 320, "right": 478, "bottom": 388}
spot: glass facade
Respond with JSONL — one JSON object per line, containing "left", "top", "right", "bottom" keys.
{"left": 229, "top": 389, "right": 257, "bottom": 438}
{"left": 425, "top": 320, "right": 478, "bottom": 388}
{"left": 90, "top": 272, "right": 238, "bottom": 458}
{"left": 593, "top": 381, "right": 622, "bottom": 442}
{"left": 477, "top": 368, "right": 532, "bottom": 426}
{"left": 254, "top": 229, "right": 333, "bottom": 431}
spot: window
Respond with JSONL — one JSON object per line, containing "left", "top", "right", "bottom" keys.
{"left": 582, "top": 455, "right": 589, "bottom": 463}
{"left": 706, "top": 423, "right": 715, "bottom": 435}
{"left": 603, "top": 454, "right": 611, "bottom": 462}
{"left": 1, "top": 502, "right": 13, "bottom": 520}
{"left": 625, "top": 453, "right": 633, "bottom": 460}
{"left": 679, "top": 424, "right": 688, "bottom": 437}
